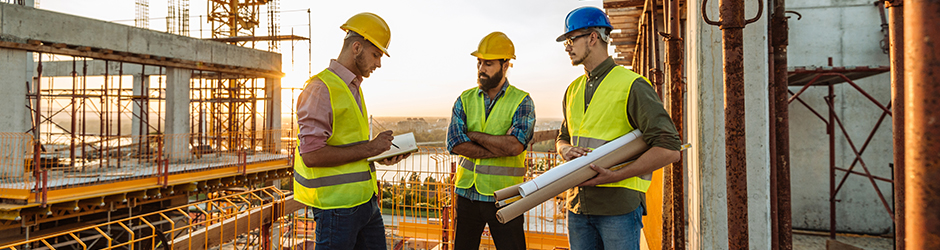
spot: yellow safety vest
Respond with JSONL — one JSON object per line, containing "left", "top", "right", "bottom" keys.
{"left": 293, "top": 69, "right": 377, "bottom": 209}
{"left": 454, "top": 84, "right": 529, "bottom": 196}
{"left": 564, "top": 66, "right": 653, "bottom": 192}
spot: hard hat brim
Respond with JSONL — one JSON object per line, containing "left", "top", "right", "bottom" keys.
{"left": 471, "top": 51, "right": 515, "bottom": 60}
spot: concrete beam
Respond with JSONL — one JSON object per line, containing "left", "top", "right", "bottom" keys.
{"left": 164, "top": 67, "right": 190, "bottom": 162}
{"left": 36, "top": 60, "right": 164, "bottom": 77}
{"left": 0, "top": 4, "right": 280, "bottom": 73}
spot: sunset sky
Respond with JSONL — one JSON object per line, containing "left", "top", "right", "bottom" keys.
{"left": 40, "top": 0, "right": 609, "bottom": 119}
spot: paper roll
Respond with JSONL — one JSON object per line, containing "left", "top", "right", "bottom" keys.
{"left": 495, "top": 136, "right": 650, "bottom": 224}
{"left": 494, "top": 182, "right": 523, "bottom": 201}
{"left": 517, "top": 131, "right": 643, "bottom": 197}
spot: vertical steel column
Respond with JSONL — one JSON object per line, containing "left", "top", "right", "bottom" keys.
{"left": 721, "top": 2, "right": 749, "bottom": 246}
{"left": 702, "top": 0, "right": 762, "bottom": 248}
{"left": 70, "top": 58, "right": 77, "bottom": 170}
{"left": 33, "top": 53, "right": 42, "bottom": 204}
{"left": 828, "top": 82, "right": 836, "bottom": 239}
{"left": 903, "top": 0, "right": 940, "bottom": 248}
{"left": 770, "top": 0, "right": 792, "bottom": 248}
{"left": 885, "top": 1, "right": 904, "bottom": 249}
{"left": 118, "top": 62, "right": 123, "bottom": 169}
{"left": 663, "top": 0, "right": 686, "bottom": 248}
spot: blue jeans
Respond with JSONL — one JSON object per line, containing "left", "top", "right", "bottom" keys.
{"left": 311, "top": 196, "right": 386, "bottom": 250}
{"left": 567, "top": 206, "right": 644, "bottom": 250}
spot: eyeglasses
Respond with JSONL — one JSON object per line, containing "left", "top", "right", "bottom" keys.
{"left": 563, "top": 33, "right": 591, "bottom": 47}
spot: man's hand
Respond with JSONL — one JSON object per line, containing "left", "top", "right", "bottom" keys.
{"left": 366, "top": 130, "right": 394, "bottom": 156}
{"left": 559, "top": 144, "right": 592, "bottom": 161}
{"left": 578, "top": 164, "right": 621, "bottom": 186}
{"left": 376, "top": 152, "right": 411, "bottom": 166}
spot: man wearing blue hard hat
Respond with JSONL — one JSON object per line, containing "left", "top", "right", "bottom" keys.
{"left": 554, "top": 6, "right": 682, "bottom": 249}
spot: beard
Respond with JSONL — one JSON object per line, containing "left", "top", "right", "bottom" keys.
{"left": 477, "top": 67, "right": 505, "bottom": 92}
{"left": 571, "top": 46, "right": 591, "bottom": 66}
{"left": 354, "top": 51, "right": 372, "bottom": 78}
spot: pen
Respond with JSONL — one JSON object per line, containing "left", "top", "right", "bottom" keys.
{"left": 391, "top": 143, "right": 400, "bottom": 149}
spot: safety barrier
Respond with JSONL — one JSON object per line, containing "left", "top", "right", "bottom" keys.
{"left": 1, "top": 146, "right": 573, "bottom": 249}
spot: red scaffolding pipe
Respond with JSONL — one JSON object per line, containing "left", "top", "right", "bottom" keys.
{"left": 902, "top": 0, "right": 940, "bottom": 248}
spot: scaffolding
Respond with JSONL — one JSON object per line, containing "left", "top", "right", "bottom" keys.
{"left": 0, "top": 39, "right": 289, "bottom": 240}
{"left": 208, "top": 0, "right": 268, "bottom": 47}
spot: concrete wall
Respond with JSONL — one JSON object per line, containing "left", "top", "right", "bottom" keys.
{"left": 0, "top": 3, "right": 281, "bottom": 72}
{"left": 786, "top": 0, "right": 894, "bottom": 234}
{"left": 685, "top": 0, "right": 771, "bottom": 249}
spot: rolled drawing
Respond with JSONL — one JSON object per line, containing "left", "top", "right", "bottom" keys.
{"left": 517, "top": 130, "right": 643, "bottom": 197}
{"left": 495, "top": 135, "right": 650, "bottom": 224}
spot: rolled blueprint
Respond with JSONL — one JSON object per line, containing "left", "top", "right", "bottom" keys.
{"left": 495, "top": 134, "right": 650, "bottom": 224}
{"left": 517, "top": 130, "right": 643, "bottom": 197}
{"left": 494, "top": 182, "right": 523, "bottom": 201}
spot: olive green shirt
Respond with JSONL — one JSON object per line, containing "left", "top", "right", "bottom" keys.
{"left": 557, "top": 57, "right": 681, "bottom": 215}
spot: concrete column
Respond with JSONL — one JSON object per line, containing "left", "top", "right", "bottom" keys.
{"left": 263, "top": 77, "right": 282, "bottom": 153}
{"left": 165, "top": 68, "right": 191, "bottom": 162}
{"left": 0, "top": 48, "right": 31, "bottom": 178}
{"left": 686, "top": 0, "right": 771, "bottom": 249}
{"left": 132, "top": 74, "right": 150, "bottom": 142}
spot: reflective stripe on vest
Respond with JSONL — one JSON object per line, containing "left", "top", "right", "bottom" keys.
{"left": 458, "top": 158, "right": 527, "bottom": 177}
{"left": 454, "top": 84, "right": 530, "bottom": 196}
{"left": 565, "top": 66, "right": 653, "bottom": 192}
{"left": 293, "top": 69, "right": 377, "bottom": 209}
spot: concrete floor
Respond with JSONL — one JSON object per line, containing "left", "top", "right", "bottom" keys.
{"left": 793, "top": 233, "right": 894, "bottom": 250}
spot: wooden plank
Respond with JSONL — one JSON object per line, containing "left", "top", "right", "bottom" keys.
{"left": 604, "top": 0, "right": 646, "bottom": 8}
{"left": 397, "top": 222, "right": 443, "bottom": 240}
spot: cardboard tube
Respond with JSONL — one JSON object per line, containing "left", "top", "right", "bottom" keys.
{"left": 495, "top": 137, "right": 650, "bottom": 224}
{"left": 518, "top": 131, "right": 643, "bottom": 197}
{"left": 494, "top": 182, "right": 523, "bottom": 201}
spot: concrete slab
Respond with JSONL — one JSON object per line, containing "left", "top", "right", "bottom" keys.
{"left": 0, "top": 3, "right": 281, "bottom": 73}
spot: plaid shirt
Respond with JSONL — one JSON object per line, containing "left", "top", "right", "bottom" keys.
{"left": 446, "top": 82, "right": 536, "bottom": 202}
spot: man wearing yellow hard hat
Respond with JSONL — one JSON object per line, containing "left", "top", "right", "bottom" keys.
{"left": 293, "top": 12, "right": 408, "bottom": 250}
{"left": 554, "top": 6, "right": 681, "bottom": 249}
{"left": 446, "top": 31, "right": 535, "bottom": 250}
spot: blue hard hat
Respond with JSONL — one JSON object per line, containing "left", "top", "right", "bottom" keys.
{"left": 556, "top": 6, "right": 613, "bottom": 42}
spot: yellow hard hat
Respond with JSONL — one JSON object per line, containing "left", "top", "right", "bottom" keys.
{"left": 340, "top": 12, "right": 391, "bottom": 57}
{"left": 471, "top": 32, "right": 516, "bottom": 60}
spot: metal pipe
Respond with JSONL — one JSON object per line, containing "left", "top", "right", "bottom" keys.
{"left": 903, "top": 0, "right": 940, "bottom": 248}
{"left": 70, "top": 58, "right": 77, "bottom": 171}
{"left": 663, "top": 0, "right": 685, "bottom": 248}
{"left": 702, "top": 0, "right": 763, "bottom": 247}
{"left": 828, "top": 84, "right": 836, "bottom": 239}
{"left": 885, "top": 1, "right": 904, "bottom": 249}
{"left": 770, "top": 0, "right": 792, "bottom": 248}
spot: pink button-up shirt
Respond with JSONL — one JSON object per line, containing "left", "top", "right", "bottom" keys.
{"left": 296, "top": 60, "right": 364, "bottom": 154}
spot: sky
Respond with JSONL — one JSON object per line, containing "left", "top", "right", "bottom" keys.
{"left": 38, "top": 0, "right": 608, "bottom": 119}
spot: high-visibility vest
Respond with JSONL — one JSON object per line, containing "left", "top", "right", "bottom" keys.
{"left": 454, "top": 84, "right": 529, "bottom": 196}
{"left": 293, "top": 69, "right": 377, "bottom": 209}
{"left": 564, "top": 66, "right": 653, "bottom": 192}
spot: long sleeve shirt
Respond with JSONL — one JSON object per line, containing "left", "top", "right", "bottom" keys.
{"left": 557, "top": 57, "right": 681, "bottom": 215}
